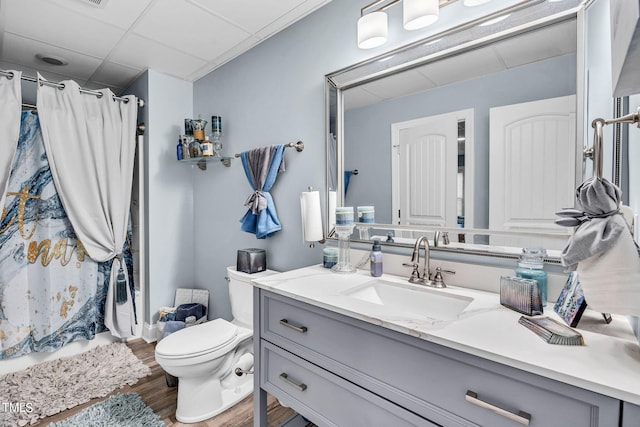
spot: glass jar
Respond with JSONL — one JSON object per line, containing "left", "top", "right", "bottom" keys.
{"left": 323, "top": 247, "right": 338, "bottom": 269}
{"left": 515, "top": 247, "right": 548, "bottom": 306}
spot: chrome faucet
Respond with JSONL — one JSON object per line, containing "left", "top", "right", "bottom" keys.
{"left": 403, "top": 236, "right": 432, "bottom": 285}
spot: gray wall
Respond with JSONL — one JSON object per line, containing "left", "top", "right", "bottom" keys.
{"left": 344, "top": 53, "right": 577, "bottom": 228}
{"left": 126, "top": 69, "right": 195, "bottom": 324}
{"left": 191, "top": 0, "right": 526, "bottom": 320}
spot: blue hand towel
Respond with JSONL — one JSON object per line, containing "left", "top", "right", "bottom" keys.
{"left": 240, "top": 144, "right": 285, "bottom": 239}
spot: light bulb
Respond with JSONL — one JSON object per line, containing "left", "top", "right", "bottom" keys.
{"left": 357, "top": 11, "right": 388, "bottom": 49}
{"left": 403, "top": 0, "right": 439, "bottom": 30}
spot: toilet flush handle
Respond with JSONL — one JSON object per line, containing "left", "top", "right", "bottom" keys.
{"left": 235, "top": 367, "right": 253, "bottom": 376}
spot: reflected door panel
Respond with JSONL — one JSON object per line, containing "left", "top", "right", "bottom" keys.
{"left": 392, "top": 110, "right": 471, "bottom": 228}
{"left": 489, "top": 95, "right": 575, "bottom": 249}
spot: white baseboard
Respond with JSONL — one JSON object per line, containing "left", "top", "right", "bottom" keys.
{"left": 142, "top": 322, "right": 158, "bottom": 343}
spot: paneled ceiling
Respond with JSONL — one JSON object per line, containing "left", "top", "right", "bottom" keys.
{"left": 0, "top": 0, "right": 332, "bottom": 96}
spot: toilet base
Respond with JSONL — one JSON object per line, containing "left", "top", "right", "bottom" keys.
{"left": 175, "top": 370, "right": 254, "bottom": 423}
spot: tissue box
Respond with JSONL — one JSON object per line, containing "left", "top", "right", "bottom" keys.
{"left": 237, "top": 248, "right": 266, "bottom": 274}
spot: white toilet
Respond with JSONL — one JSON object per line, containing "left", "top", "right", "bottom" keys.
{"left": 155, "top": 266, "right": 277, "bottom": 423}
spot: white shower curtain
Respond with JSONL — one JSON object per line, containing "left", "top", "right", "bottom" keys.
{"left": 36, "top": 75, "right": 138, "bottom": 338}
{"left": 0, "top": 70, "right": 21, "bottom": 210}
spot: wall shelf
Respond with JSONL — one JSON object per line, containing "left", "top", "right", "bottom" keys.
{"left": 179, "top": 155, "right": 233, "bottom": 170}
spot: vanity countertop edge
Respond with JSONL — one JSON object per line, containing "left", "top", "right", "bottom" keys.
{"left": 252, "top": 264, "right": 640, "bottom": 406}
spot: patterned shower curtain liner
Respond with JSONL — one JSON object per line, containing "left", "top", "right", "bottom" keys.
{"left": 0, "top": 112, "right": 135, "bottom": 359}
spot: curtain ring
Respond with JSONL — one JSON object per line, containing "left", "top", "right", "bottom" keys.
{"left": 57, "top": 83, "right": 65, "bottom": 90}
{"left": 96, "top": 92, "right": 103, "bottom": 99}
{"left": 6, "top": 71, "right": 14, "bottom": 80}
{"left": 112, "top": 94, "right": 116, "bottom": 102}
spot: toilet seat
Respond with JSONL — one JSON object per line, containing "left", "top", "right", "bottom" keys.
{"left": 155, "top": 318, "right": 240, "bottom": 360}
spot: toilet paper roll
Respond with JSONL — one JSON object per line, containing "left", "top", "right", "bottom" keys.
{"left": 329, "top": 190, "right": 337, "bottom": 229}
{"left": 300, "top": 190, "right": 324, "bottom": 242}
{"left": 234, "top": 352, "right": 254, "bottom": 375}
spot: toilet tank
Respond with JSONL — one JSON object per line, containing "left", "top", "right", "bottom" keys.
{"left": 226, "top": 266, "right": 278, "bottom": 328}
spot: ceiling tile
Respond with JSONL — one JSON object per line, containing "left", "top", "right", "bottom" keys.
{"left": 48, "top": 0, "right": 154, "bottom": 30}
{"left": 362, "top": 69, "right": 437, "bottom": 100}
{"left": 254, "top": 0, "right": 332, "bottom": 40}
{"left": 132, "top": 0, "right": 250, "bottom": 61}
{"left": 188, "top": 0, "right": 307, "bottom": 34}
{"left": 493, "top": 20, "right": 577, "bottom": 69}
{"left": 2, "top": 33, "right": 103, "bottom": 80}
{"left": 3, "top": 0, "right": 126, "bottom": 58}
{"left": 187, "top": 34, "right": 262, "bottom": 81}
{"left": 421, "top": 46, "right": 505, "bottom": 87}
{"left": 90, "top": 61, "right": 144, "bottom": 89}
{"left": 109, "top": 33, "right": 207, "bottom": 80}
{"left": 344, "top": 86, "right": 384, "bottom": 111}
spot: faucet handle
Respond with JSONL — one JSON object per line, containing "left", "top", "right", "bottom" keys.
{"left": 402, "top": 262, "right": 423, "bottom": 283}
{"left": 432, "top": 267, "right": 455, "bottom": 288}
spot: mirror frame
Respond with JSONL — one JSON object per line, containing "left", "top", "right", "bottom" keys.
{"left": 325, "top": 0, "right": 587, "bottom": 263}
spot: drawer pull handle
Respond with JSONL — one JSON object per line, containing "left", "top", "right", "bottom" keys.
{"left": 280, "top": 318, "right": 308, "bottom": 333}
{"left": 465, "top": 391, "right": 531, "bottom": 426}
{"left": 279, "top": 373, "right": 307, "bottom": 392}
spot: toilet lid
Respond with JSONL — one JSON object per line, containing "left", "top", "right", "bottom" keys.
{"left": 155, "top": 318, "right": 238, "bottom": 359}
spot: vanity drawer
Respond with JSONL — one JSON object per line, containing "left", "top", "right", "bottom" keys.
{"left": 260, "top": 340, "right": 436, "bottom": 427}
{"left": 261, "top": 291, "right": 619, "bottom": 426}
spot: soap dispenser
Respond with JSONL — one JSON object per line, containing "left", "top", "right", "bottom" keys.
{"left": 370, "top": 239, "right": 383, "bottom": 277}
{"left": 516, "top": 248, "right": 548, "bottom": 306}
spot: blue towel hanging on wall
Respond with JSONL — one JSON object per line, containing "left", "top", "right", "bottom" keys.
{"left": 240, "top": 144, "right": 285, "bottom": 239}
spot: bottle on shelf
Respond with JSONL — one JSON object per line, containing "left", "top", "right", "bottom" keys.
{"left": 189, "top": 138, "right": 202, "bottom": 158}
{"left": 176, "top": 135, "right": 183, "bottom": 161}
{"left": 181, "top": 135, "right": 190, "bottom": 159}
{"left": 201, "top": 135, "right": 214, "bottom": 157}
{"left": 211, "top": 115, "right": 223, "bottom": 157}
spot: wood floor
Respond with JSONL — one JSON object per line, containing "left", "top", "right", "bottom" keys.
{"left": 38, "top": 338, "right": 296, "bottom": 426}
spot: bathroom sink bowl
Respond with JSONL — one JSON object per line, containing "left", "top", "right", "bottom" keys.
{"left": 341, "top": 279, "right": 473, "bottom": 321}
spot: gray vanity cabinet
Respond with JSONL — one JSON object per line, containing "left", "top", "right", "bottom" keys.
{"left": 255, "top": 289, "right": 621, "bottom": 426}
{"left": 622, "top": 402, "right": 640, "bottom": 427}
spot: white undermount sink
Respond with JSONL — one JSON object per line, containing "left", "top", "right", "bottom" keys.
{"left": 341, "top": 279, "right": 473, "bottom": 321}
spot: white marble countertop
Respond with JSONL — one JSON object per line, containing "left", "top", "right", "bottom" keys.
{"left": 252, "top": 264, "right": 640, "bottom": 405}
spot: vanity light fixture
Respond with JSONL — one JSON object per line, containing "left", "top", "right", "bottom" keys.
{"left": 358, "top": 0, "right": 452, "bottom": 49}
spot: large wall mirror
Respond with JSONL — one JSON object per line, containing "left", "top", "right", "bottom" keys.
{"left": 326, "top": 0, "right": 592, "bottom": 261}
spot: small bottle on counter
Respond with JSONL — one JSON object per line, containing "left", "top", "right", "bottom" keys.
{"left": 176, "top": 135, "right": 183, "bottom": 160}
{"left": 370, "top": 239, "right": 383, "bottom": 277}
{"left": 516, "top": 247, "right": 548, "bottom": 306}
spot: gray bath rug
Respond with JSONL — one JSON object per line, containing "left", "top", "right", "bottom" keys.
{"left": 0, "top": 342, "right": 151, "bottom": 426}
{"left": 47, "top": 392, "right": 163, "bottom": 427}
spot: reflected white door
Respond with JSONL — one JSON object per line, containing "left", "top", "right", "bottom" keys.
{"left": 391, "top": 109, "right": 473, "bottom": 228}
{"left": 489, "top": 95, "right": 575, "bottom": 249}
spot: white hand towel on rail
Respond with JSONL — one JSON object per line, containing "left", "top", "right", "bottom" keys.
{"left": 577, "top": 227, "right": 640, "bottom": 316}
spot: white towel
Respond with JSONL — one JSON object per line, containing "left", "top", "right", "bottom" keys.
{"left": 577, "top": 227, "right": 640, "bottom": 316}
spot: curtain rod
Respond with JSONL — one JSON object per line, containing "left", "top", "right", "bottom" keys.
{"left": 0, "top": 69, "right": 145, "bottom": 107}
